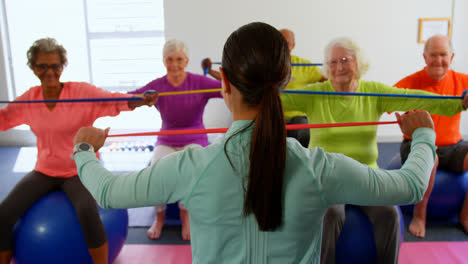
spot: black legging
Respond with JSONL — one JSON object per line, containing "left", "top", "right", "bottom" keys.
{"left": 0, "top": 171, "right": 107, "bottom": 251}
{"left": 286, "top": 116, "right": 310, "bottom": 148}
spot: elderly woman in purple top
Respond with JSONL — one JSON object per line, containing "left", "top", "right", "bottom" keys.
{"left": 129, "top": 39, "right": 222, "bottom": 240}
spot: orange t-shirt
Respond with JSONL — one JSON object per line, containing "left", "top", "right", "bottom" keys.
{"left": 394, "top": 69, "right": 468, "bottom": 146}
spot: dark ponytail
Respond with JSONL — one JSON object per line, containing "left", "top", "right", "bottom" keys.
{"left": 222, "top": 22, "right": 290, "bottom": 231}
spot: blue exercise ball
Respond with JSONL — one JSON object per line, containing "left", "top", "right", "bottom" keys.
{"left": 13, "top": 191, "right": 128, "bottom": 264}
{"left": 387, "top": 154, "right": 468, "bottom": 220}
{"left": 336, "top": 205, "right": 404, "bottom": 264}
{"left": 165, "top": 202, "right": 181, "bottom": 226}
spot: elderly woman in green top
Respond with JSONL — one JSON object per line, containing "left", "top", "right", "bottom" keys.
{"left": 280, "top": 37, "right": 468, "bottom": 264}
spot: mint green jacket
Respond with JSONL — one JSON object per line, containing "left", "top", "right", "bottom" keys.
{"left": 75, "top": 120, "right": 436, "bottom": 264}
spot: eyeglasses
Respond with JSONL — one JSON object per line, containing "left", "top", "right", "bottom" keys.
{"left": 34, "top": 64, "right": 63, "bottom": 72}
{"left": 165, "top": 58, "right": 187, "bottom": 64}
{"left": 327, "top": 57, "right": 353, "bottom": 68}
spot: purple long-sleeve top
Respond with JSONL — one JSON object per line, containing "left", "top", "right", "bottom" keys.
{"left": 130, "top": 72, "right": 222, "bottom": 147}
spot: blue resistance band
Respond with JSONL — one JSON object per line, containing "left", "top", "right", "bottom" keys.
{"left": 282, "top": 90, "right": 463, "bottom": 100}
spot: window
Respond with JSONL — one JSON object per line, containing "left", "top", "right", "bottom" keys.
{"left": 85, "top": 0, "right": 165, "bottom": 92}
{"left": 1, "top": 0, "right": 165, "bottom": 131}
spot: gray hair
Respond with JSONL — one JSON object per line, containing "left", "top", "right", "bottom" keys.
{"left": 424, "top": 34, "right": 454, "bottom": 54}
{"left": 26, "top": 38, "right": 68, "bottom": 70}
{"left": 322, "top": 37, "right": 369, "bottom": 79}
{"left": 163, "top": 39, "right": 189, "bottom": 58}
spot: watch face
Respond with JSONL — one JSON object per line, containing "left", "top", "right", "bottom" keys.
{"left": 79, "top": 143, "right": 90, "bottom": 151}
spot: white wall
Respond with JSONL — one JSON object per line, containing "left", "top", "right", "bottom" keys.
{"left": 1, "top": 0, "right": 467, "bottom": 145}
{"left": 0, "top": 17, "right": 9, "bottom": 100}
{"left": 451, "top": 0, "right": 468, "bottom": 139}
{"left": 165, "top": 0, "right": 468, "bottom": 142}
{"left": 452, "top": 0, "right": 468, "bottom": 71}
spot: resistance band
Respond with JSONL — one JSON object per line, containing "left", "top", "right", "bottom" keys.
{"left": 0, "top": 89, "right": 223, "bottom": 104}
{"left": 108, "top": 121, "right": 398, "bottom": 138}
{"left": 282, "top": 90, "right": 463, "bottom": 100}
{"left": 2, "top": 88, "right": 463, "bottom": 104}
{"left": 203, "top": 61, "right": 322, "bottom": 75}
{"left": 210, "top": 62, "right": 323, "bottom": 67}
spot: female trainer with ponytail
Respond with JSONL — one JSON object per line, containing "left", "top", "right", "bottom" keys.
{"left": 72, "top": 22, "right": 437, "bottom": 263}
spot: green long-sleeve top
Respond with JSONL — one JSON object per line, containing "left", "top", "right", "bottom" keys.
{"left": 75, "top": 120, "right": 436, "bottom": 264}
{"left": 281, "top": 80, "right": 464, "bottom": 168}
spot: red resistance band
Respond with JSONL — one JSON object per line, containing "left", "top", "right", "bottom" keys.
{"left": 107, "top": 121, "right": 399, "bottom": 138}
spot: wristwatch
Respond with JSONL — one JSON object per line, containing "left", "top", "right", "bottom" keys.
{"left": 73, "top": 142, "right": 95, "bottom": 155}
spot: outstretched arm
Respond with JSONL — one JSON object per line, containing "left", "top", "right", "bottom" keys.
{"left": 462, "top": 89, "right": 468, "bottom": 109}
{"left": 322, "top": 110, "right": 436, "bottom": 206}
{"left": 73, "top": 126, "right": 193, "bottom": 208}
{"left": 127, "top": 90, "right": 159, "bottom": 109}
{"left": 202, "top": 58, "right": 221, "bottom": 80}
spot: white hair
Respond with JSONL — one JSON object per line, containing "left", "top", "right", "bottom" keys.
{"left": 322, "top": 37, "right": 369, "bottom": 79}
{"left": 163, "top": 39, "right": 189, "bottom": 58}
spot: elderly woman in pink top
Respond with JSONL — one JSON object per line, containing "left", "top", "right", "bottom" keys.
{"left": 0, "top": 38, "right": 157, "bottom": 264}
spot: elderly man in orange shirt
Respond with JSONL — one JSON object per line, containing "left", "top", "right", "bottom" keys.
{"left": 395, "top": 34, "right": 468, "bottom": 238}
